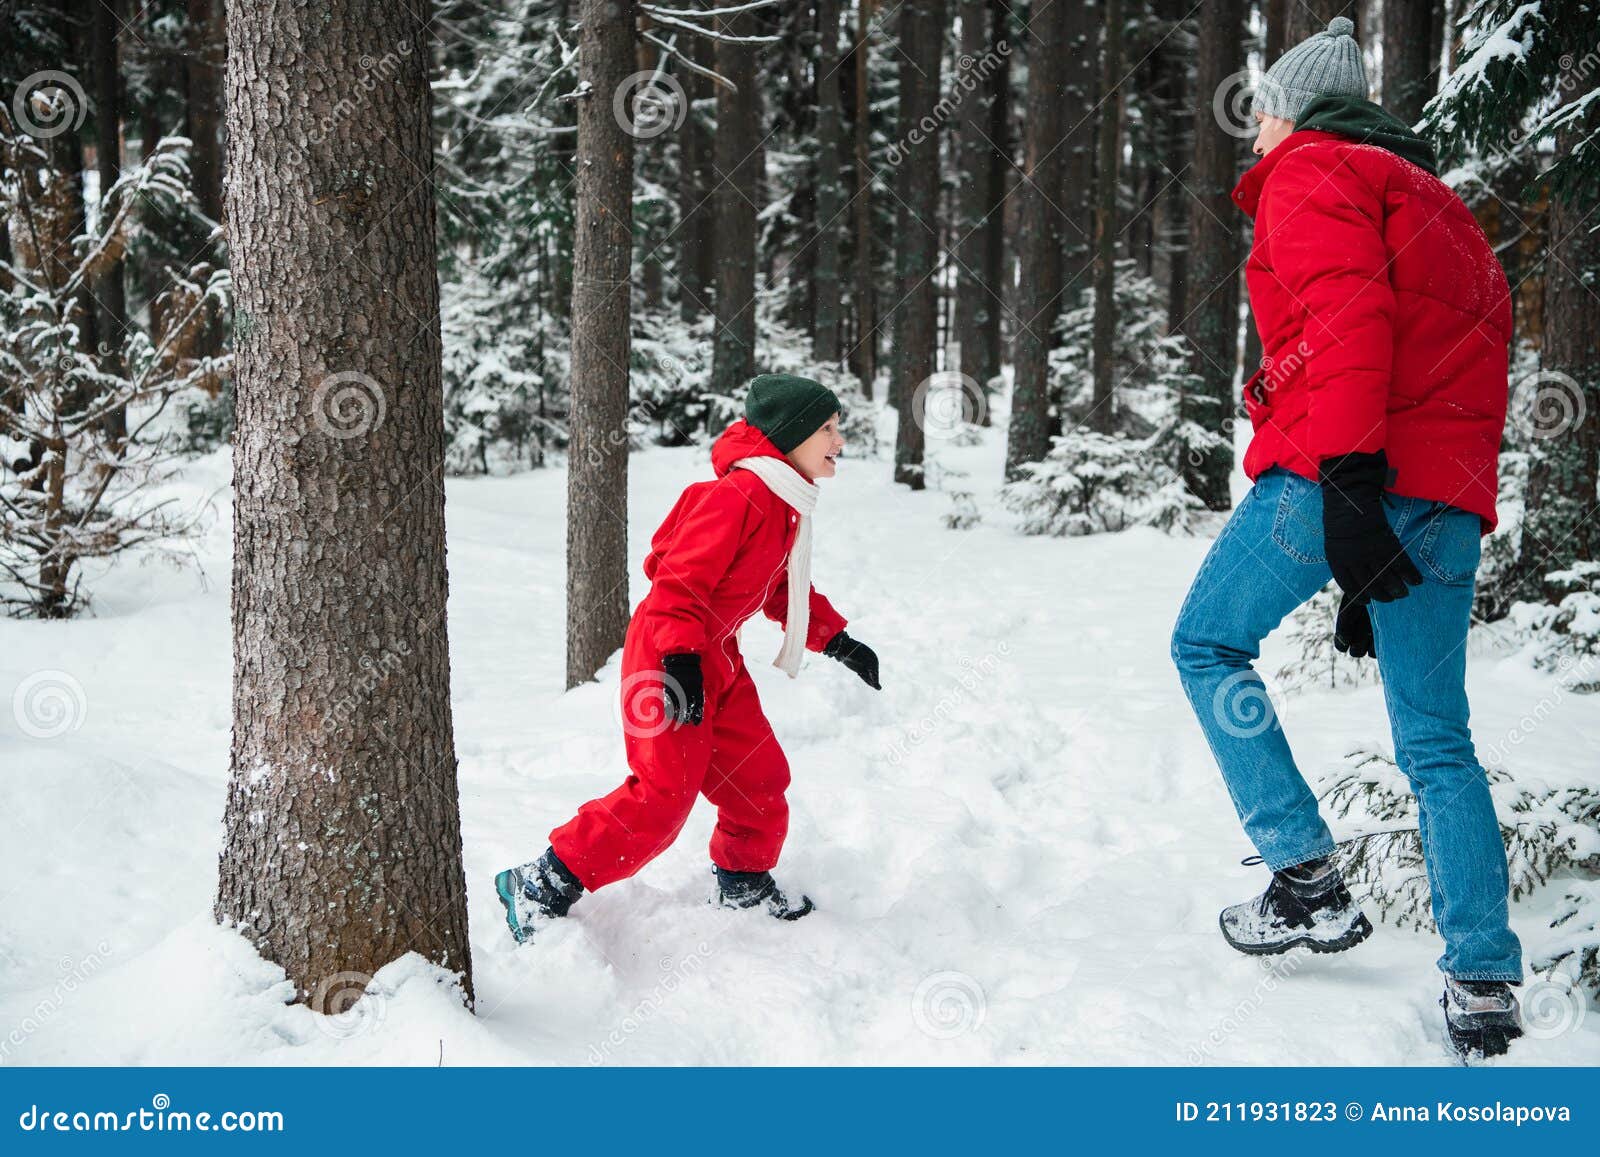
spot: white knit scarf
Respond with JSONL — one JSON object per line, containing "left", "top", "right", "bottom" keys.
{"left": 731, "top": 456, "right": 819, "bottom": 677}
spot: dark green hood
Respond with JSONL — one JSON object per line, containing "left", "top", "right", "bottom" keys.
{"left": 1294, "top": 95, "right": 1438, "bottom": 175}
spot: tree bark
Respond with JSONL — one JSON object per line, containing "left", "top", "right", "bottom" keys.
{"left": 216, "top": 0, "right": 473, "bottom": 1008}
{"left": 890, "top": 0, "right": 943, "bottom": 488}
{"left": 1179, "top": 0, "right": 1246, "bottom": 509}
{"left": 566, "top": 0, "right": 635, "bottom": 687}
{"left": 953, "top": 0, "right": 1002, "bottom": 399}
{"left": 1285, "top": 0, "right": 1358, "bottom": 42}
{"left": 710, "top": 7, "right": 759, "bottom": 397}
{"left": 1004, "top": 0, "right": 1069, "bottom": 478}
{"left": 812, "top": 0, "right": 844, "bottom": 364}
{"left": 90, "top": 0, "right": 129, "bottom": 440}
{"left": 1264, "top": 0, "right": 1288, "bottom": 63}
{"left": 185, "top": 0, "right": 225, "bottom": 225}
{"left": 1381, "top": 0, "right": 1439, "bottom": 127}
{"left": 1088, "top": 0, "right": 1122, "bottom": 433}
{"left": 851, "top": 0, "right": 876, "bottom": 397}
{"left": 675, "top": 44, "right": 712, "bottom": 323}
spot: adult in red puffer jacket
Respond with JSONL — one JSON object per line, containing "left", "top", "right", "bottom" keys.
{"left": 1233, "top": 95, "right": 1512, "bottom": 530}
{"left": 494, "top": 376, "right": 881, "bottom": 942}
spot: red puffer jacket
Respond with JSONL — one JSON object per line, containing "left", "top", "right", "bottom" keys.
{"left": 1232, "top": 105, "right": 1512, "bottom": 530}
{"left": 632, "top": 419, "right": 847, "bottom": 682}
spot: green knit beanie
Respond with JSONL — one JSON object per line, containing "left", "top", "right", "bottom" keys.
{"left": 1252, "top": 16, "right": 1368, "bottom": 122}
{"left": 743, "top": 374, "right": 842, "bottom": 453}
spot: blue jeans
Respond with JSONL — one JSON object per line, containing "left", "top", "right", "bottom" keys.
{"left": 1171, "top": 468, "right": 1522, "bottom": 982}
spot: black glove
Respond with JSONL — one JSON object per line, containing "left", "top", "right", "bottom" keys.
{"left": 1334, "top": 595, "right": 1376, "bottom": 659}
{"left": 660, "top": 653, "right": 704, "bottom": 726}
{"left": 824, "top": 631, "right": 881, "bottom": 690}
{"left": 1319, "top": 450, "right": 1424, "bottom": 603}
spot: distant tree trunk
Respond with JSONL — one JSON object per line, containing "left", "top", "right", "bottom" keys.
{"left": 676, "top": 47, "right": 711, "bottom": 323}
{"left": 1285, "top": 0, "right": 1358, "bottom": 42}
{"left": 1153, "top": 0, "right": 1191, "bottom": 326}
{"left": 566, "top": 0, "right": 635, "bottom": 687}
{"left": 812, "top": 0, "right": 844, "bottom": 364}
{"left": 90, "top": 0, "right": 129, "bottom": 441}
{"left": 216, "top": 0, "right": 473, "bottom": 1008}
{"left": 954, "top": 0, "right": 1001, "bottom": 400}
{"left": 710, "top": 7, "right": 759, "bottom": 396}
{"left": 852, "top": 0, "right": 877, "bottom": 397}
{"left": 1264, "top": 0, "right": 1288, "bottom": 62}
{"left": 1521, "top": 122, "right": 1600, "bottom": 590}
{"left": 1382, "top": 0, "right": 1439, "bottom": 127}
{"left": 1179, "top": 0, "right": 1245, "bottom": 510}
{"left": 1003, "top": 0, "right": 1068, "bottom": 478}
{"left": 890, "top": 0, "right": 943, "bottom": 489}
{"left": 1088, "top": 0, "right": 1122, "bottom": 433}
{"left": 185, "top": 0, "right": 224, "bottom": 225}
{"left": 980, "top": 0, "right": 1011, "bottom": 422}
{"left": 1059, "top": 0, "right": 1096, "bottom": 301}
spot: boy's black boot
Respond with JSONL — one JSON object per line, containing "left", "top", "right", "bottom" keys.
{"left": 713, "top": 866, "right": 814, "bottom": 921}
{"left": 495, "top": 847, "right": 584, "bottom": 944}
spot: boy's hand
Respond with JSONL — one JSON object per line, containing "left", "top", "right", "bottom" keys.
{"left": 1333, "top": 596, "right": 1376, "bottom": 659}
{"left": 824, "top": 631, "right": 881, "bottom": 690}
{"left": 660, "top": 653, "right": 705, "bottom": 726}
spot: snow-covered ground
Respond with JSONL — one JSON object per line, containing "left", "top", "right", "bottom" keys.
{"left": 1, "top": 410, "right": 1596, "bottom": 1066}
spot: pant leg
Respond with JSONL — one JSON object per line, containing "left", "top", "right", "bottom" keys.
{"left": 1171, "top": 469, "right": 1339, "bottom": 871}
{"left": 1368, "top": 497, "right": 1522, "bottom": 982}
{"left": 549, "top": 631, "right": 713, "bottom": 891}
{"left": 699, "top": 660, "right": 792, "bottom": 873}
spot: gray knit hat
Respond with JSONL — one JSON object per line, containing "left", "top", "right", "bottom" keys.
{"left": 1252, "top": 16, "right": 1368, "bottom": 122}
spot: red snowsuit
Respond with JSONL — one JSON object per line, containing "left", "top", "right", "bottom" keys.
{"left": 1232, "top": 127, "right": 1512, "bottom": 529}
{"left": 549, "top": 420, "right": 848, "bottom": 891}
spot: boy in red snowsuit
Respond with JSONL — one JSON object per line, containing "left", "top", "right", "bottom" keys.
{"left": 496, "top": 375, "right": 881, "bottom": 941}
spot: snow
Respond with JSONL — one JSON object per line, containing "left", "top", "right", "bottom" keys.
{"left": 1, "top": 412, "right": 1597, "bottom": 1066}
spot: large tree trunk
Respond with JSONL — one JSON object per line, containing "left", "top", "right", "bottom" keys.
{"left": 1003, "top": 0, "right": 1069, "bottom": 478}
{"left": 851, "top": 0, "right": 877, "bottom": 397}
{"left": 216, "top": 0, "right": 473, "bottom": 1008}
{"left": 710, "top": 7, "right": 759, "bottom": 397}
{"left": 1285, "top": 0, "right": 1359, "bottom": 42}
{"left": 889, "top": 0, "right": 943, "bottom": 489}
{"left": 1381, "top": 0, "right": 1439, "bottom": 127}
{"left": 565, "top": 0, "right": 635, "bottom": 687}
{"left": 953, "top": 0, "right": 1002, "bottom": 401}
{"left": 812, "top": 0, "right": 844, "bottom": 364}
{"left": 1522, "top": 123, "right": 1600, "bottom": 591}
{"left": 1087, "top": 0, "right": 1122, "bottom": 433}
{"left": 1178, "top": 0, "right": 1246, "bottom": 510}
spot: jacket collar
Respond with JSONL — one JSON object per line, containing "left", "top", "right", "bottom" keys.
{"left": 1231, "top": 130, "right": 1348, "bottom": 219}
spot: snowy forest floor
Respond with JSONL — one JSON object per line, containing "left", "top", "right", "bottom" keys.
{"left": 2, "top": 409, "right": 1597, "bottom": 1066}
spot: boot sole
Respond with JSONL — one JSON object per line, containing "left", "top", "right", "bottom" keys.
{"left": 1219, "top": 911, "right": 1373, "bottom": 957}
{"left": 494, "top": 870, "right": 529, "bottom": 944}
{"left": 1446, "top": 1019, "right": 1521, "bottom": 1060}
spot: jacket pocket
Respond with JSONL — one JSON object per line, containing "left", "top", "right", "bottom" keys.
{"left": 1268, "top": 471, "right": 1325, "bottom": 564}
{"left": 1416, "top": 502, "right": 1482, "bottom": 585}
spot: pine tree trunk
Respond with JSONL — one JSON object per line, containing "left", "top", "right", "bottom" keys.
{"left": 710, "top": 8, "right": 758, "bottom": 396}
{"left": 1003, "top": 0, "right": 1068, "bottom": 478}
{"left": 676, "top": 48, "right": 710, "bottom": 323}
{"left": 1381, "top": 0, "right": 1439, "bottom": 127}
{"left": 90, "top": 0, "right": 129, "bottom": 441}
{"left": 1179, "top": 0, "right": 1245, "bottom": 510}
{"left": 1154, "top": 0, "right": 1191, "bottom": 327}
{"left": 1285, "top": 0, "right": 1358, "bottom": 41}
{"left": 953, "top": 0, "right": 1000, "bottom": 398}
{"left": 185, "top": 0, "right": 224, "bottom": 225}
{"left": 1522, "top": 124, "right": 1600, "bottom": 590}
{"left": 852, "top": 0, "right": 876, "bottom": 397}
{"left": 1264, "top": 0, "right": 1287, "bottom": 61}
{"left": 566, "top": 0, "right": 635, "bottom": 687}
{"left": 216, "top": 0, "right": 473, "bottom": 1008}
{"left": 890, "top": 0, "right": 943, "bottom": 489}
{"left": 980, "top": 0, "right": 1011, "bottom": 422}
{"left": 1088, "top": 0, "right": 1122, "bottom": 433}
{"left": 812, "top": 0, "right": 844, "bottom": 364}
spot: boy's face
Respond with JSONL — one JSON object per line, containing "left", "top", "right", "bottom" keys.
{"left": 785, "top": 413, "right": 844, "bottom": 481}
{"left": 1253, "top": 112, "right": 1295, "bottom": 156}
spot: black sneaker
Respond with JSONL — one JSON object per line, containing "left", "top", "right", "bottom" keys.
{"left": 1442, "top": 978, "right": 1522, "bottom": 1059}
{"left": 1219, "top": 857, "right": 1373, "bottom": 956}
{"left": 494, "top": 847, "right": 584, "bottom": 944}
{"left": 713, "top": 866, "right": 814, "bottom": 921}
